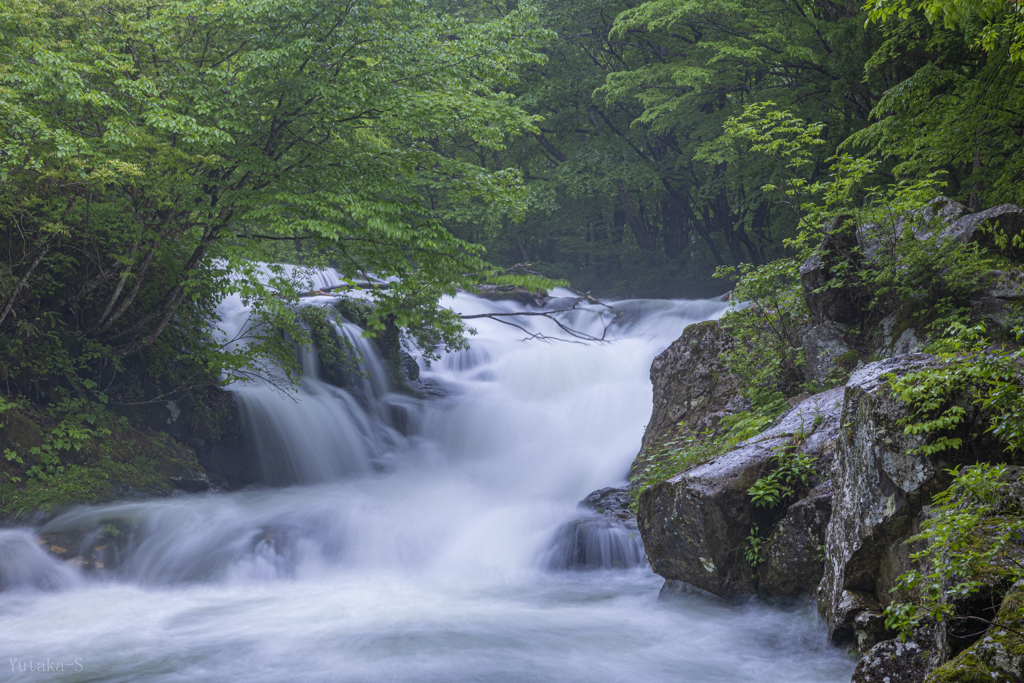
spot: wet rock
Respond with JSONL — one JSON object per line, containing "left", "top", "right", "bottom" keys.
{"left": 853, "top": 607, "right": 896, "bottom": 653}
{"left": 925, "top": 579, "right": 1024, "bottom": 683}
{"left": 406, "top": 377, "right": 449, "bottom": 400}
{"left": 401, "top": 352, "right": 420, "bottom": 382}
{"left": 473, "top": 284, "right": 546, "bottom": 306}
{"left": 817, "top": 354, "right": 1004, "bottom": 642}
{"left": 759, "top": 483, "right": 832, "bottom": 597}
{"left": 637, "top": 389, "right": 845, "bottom": 597}
{"left": 37, "top": 517, "right": 135, "bottom": 574}
{"left": 944, "top": 204, "right": 1024, "bottom": 259}
{"left": 579, "top": 487, "right": 635, "bottom": 522}
{"left": 119, "top": 387, "right": 254, "bottom": 491}
{"left": 876, "top": 312, "right": 926, "bottom": 359}
{"left": 169, "top": 467, "right": 211, "bottom": 493}
{"left": 633, "top": 320, "right": 744, "bottom": 479}
{"left": 800, "top": 321, "right": 856, "bottom": 385}
{"left": 853, "top": 625, "right": 941, "bottom": 683}
{"left": 547, "top": 487, "right": 644, "bottom": 570}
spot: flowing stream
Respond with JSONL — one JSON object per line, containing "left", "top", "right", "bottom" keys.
{"left": 0, "top": 277, "right": 855, "bottom": 682}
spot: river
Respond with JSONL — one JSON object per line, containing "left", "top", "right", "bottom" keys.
{"left": 0, "top": 281, "right": 855, "bottom": 682}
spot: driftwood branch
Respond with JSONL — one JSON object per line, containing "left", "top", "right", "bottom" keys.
{"left": 297, "top": 282, "right": 388, "bottom": 297}
{"left": 458, "top": 302, "right": 615, "bottom": 343}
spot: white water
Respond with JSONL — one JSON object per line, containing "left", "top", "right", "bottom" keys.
{"left": 0, "top": 279, "right": 855, "bottom": 682}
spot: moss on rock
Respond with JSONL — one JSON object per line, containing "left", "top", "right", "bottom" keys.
{"left": 925, "top": 580, "right": 1024, "bottom": 683}
{"left": 0, "top": 399, "right": 209, "bottom": 519}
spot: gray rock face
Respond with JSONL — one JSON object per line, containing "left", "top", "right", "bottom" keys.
{"left": 969, "top": 268, "right": 1024, "bottom": 337}
{"left": 918, "top": 196, "right": 972, "bottom": 228}
{"left": 816, "top": 354, "right": 998, "bottom": 643}
{"left": 637, "top": 436, "right": 787, "bottom": 595}
{"left": 852, "top": 626, "right": 940, "bottom": 683}
{"left": 800, "top": 321, "right": 856, "bottom": 385}
{"left": 637, "top": 388, "right": 845, "bottom": 597}
{"left": 944, "top": 203, "right": 1024, "bottom": 259}
{"left": 759, "top": 483, "right": 832, "bottom": 597}
{"left": 633, "top": 320, "right": 745, "bottom": 478}
{"left": 876, "top": 313, "right": 926, "bottom": 359}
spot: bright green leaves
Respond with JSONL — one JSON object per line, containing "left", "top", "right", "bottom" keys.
{"left": 865, "top": 0, "right": 1018, "bottom": 35}
{"left": 0, "top": 0, "right": 554, "bottom": 402}
{"left": 747, "top": 446, "right": 817, "bottom": 508}
{"left": 889, "top": 322, "right": 1024, "bottom": 457}
{"left": 884, "top": 463, "right": 1024, "bottom": 641}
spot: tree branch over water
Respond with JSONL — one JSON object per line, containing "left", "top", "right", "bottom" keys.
{"left": 457, "top": 303, "right": 616, "bottom": 343}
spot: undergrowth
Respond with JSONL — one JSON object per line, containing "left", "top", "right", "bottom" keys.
{"left": 883, "top": 323, "right": 1024, "bottom": 644}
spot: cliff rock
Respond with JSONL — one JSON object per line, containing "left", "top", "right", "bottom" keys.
{"left": 637, "top": 388, "right": 845, "bottom": 597}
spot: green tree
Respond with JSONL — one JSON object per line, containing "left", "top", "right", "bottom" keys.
{"left": 0, "top": 0, "right": 545, "bottom": 402}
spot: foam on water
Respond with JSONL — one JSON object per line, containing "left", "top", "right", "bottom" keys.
{"left": 0, "top": 275, "right": 855, "bottom": 682}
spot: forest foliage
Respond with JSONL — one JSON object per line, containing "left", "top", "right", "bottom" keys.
{"left": 3, "top": 0, "right": 1024, "bottom": 449}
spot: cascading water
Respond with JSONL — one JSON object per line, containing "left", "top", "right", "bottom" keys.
{"left": 0, "top": 274, "right": 856, "bottom": 682}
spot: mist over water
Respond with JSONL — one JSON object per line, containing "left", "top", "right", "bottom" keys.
{"left": 0, "top": 276, "right": 855, "bottom": 682}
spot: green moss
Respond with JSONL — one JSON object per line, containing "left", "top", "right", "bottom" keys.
{"left": 926, "top": 652, "right": 1000, "bottom": 683}
{"left": 835, "top": 349, "right": 860, "bottom": 370}
{"left": 924, "top": 586, "right": 1024, "bottom": 683}
{"left": 332, "top": 297, "right": 375, "bottom": 329}
{"left": 0, "top": 398, "right": 206, "bottom": 518}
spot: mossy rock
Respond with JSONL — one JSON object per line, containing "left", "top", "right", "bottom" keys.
{"left": 332, "top": 297, "right": 375, "bottom": 329}
{"left": 925, "top": 580, "right": 1024, "bottom": 683}
{"left": 835, "top": 349, "right": 860, "bottom": 371}
{"left": 331, "top": 296, "right": 410, "bottom": 391}
{"left": 0, "top": 399, "right": 209, "bottom": 519}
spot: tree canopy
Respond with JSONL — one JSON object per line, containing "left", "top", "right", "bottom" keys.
{"left": 3, "top": 0, "right": 1024, "bottom": 404}
{"left": 0, "top": 0, "right": 546, "bottom": 402}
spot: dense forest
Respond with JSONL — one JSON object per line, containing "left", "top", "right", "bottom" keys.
{"left": 2, "top": 0, "right": 1023, "bottom": 487}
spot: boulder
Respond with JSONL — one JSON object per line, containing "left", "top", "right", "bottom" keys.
{"left": 633, "top": 320, "right": 744, "bottom": 479}
{"left": 944, "top": 204, "right": 1024, "bottom": 260}
{"left": 858, "top": 197, "right": 970, "bottom": 260}
{"left": 918, "top": 196, "right": 972, "bottom": 229}
{"left": 817, "top": 354, "right": 1004, "bottom": 643}
{"left": 852, "top": 625, "right": 943, "bottom": 683}
{"left": 876, "top": 312, "right": 926, "bottom": 359}
{"left": 36, "top": 515, "right": 137, "bottom": 574}
{"left": 800, "top": 321, "right": 857, "bottom": 385}
{"left": 579, "top": 487, "right": 635, "bottom": 523}
{"left": 759, "top": 482, "right": 832, "bottom": 597}
{"left": 969, "top": 269, "right": 1024, "bottom": 338}
{"left": 925, "top": 579, "right": 1024, "bottom": 683}
{"left": 637, "top": 388, "right": 845, "bottom": 597}
{"left": 545, "top": 487, "right": 645, "bottom": 570}
{"left": 119, "top": 386, "right": 253, "bottom": 490}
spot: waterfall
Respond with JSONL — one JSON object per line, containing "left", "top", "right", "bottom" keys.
{"left": 0, "top": 276, "right": 857, "bottom": 683}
